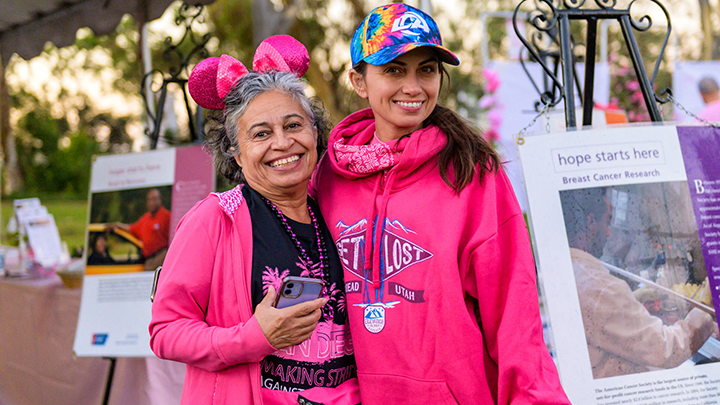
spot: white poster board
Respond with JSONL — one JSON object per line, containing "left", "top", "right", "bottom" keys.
{"left": 73, "top": 145, "right": 214, "bottom": 357}
{"left": 519, "top": 125, "right": 720, "bottom": 404}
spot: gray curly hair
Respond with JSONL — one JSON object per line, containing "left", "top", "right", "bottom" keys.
{"left": 203, "top": 71, "right": 330, "bottom": 184}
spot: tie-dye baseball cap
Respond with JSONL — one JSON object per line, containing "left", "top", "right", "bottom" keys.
{"left": 351, "top": 3, "right": 459, "bottom": 67}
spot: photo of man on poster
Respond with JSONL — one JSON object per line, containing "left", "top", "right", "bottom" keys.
{"left": 112, "top": 188, "right": 171, "bottom": 272}
{"left": 560, "top": 185, "right": 717, "bottom": 379}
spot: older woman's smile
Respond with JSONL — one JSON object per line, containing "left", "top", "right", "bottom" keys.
{"left": 268, "top": 154, "right": 301, "bottom": 168}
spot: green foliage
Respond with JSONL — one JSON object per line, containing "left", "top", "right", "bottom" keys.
{"left": 6, "top": 15, "right": 142, "bottom": 197}
{"left": 199, "top": 0, "right": 504, "bottom": 126}
{"left": 202, "top": 0, "right": 366, "bottom": 122}
{"left": 477, "top": 0, "right": 674, "bottom": 123}
{"left": 2, "top": 0, "right": 691, "bottom": 202}
{"left": 74, "top": 17, "right": 143, "bottom": 95}
{"left": 605, "top": 25, "right": 673, "bottom": 122}
{"left": 14, "top": 100, "right": 100, "bottom": 197}
{"left": 206, "top": 0, "right": 254, "bottom": 59}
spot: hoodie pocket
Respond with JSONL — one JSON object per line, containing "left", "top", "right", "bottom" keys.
{"left": 358, "top": 372, "right": 458, "bottom": 405}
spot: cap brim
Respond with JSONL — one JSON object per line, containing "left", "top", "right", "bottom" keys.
{"left": 363, "top": 42, "right": 460, "bottom": 66}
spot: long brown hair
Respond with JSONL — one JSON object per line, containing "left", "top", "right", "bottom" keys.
{"left": 352, "top": 60, "right": 500, "bottom": 193}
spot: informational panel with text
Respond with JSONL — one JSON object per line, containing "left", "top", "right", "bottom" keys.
{"left": 74, "top": 145, "right": 214, "bottom": 357}
{"left": 519, "top": 125, "right": 720, "bottom": 405}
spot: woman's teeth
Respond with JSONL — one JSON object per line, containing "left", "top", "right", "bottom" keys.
{"left": 396, "top": 101, "right": 422, "bottom": 108}
{"left": 269, "top": 155, "right": 300, "bottom": 167}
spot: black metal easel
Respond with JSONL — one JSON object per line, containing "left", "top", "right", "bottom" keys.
{"left": 142, "top": 2, "right": 212, "bottom": 150}
{"left": 512, "top": 0, "right": 672, "bottom": 128}
{"left": 101, "top": 357, "right": 117, "bottom": 405}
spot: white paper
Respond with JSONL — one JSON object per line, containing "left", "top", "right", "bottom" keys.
{"left": 25, "top": 214, "right": 63, "bottom": 267}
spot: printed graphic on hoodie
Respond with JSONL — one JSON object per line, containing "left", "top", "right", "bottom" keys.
{"left": 336, "top": 218, "right": 432, "bottom": 332}
{"left": 335, "top": 219, "right": 433, "bottom": 333}
{"left": 336, "top": 218, "right": 433, "bottom": 284}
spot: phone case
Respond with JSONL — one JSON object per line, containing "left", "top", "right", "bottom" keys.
{"left": 273, "top": 276, "right": 324, "bottom": 309}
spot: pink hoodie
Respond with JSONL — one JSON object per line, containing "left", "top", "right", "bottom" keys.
{"left": 149, "top": 188, "right": 271, "bottom": 404}
{"left": 311, "top": 108, "right": 570, "bottom": 405}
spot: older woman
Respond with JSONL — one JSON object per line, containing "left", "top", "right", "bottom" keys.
{"left": 149, "top": 36, "right": 359, "bottom": 405}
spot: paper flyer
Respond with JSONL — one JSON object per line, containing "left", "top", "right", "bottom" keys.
{"left": 518, "top": 125, "right": 720, "bottom": 405}
{"left": 73, "top": 145, "right": 214, "bottom": 357}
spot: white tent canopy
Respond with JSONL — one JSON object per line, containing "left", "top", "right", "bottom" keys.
{"left": 0, "top": 0, "right": 214, "bottom": 62}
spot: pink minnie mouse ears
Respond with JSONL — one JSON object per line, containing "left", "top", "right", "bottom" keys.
{"left": 188, "top": 35, "right": 310, "bottom": 110}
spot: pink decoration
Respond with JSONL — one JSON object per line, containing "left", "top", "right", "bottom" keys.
{"left": 484, "top": 128, "right": 500, "bottom": 143}
{"left": 478, "top": 94, "right": 496, "bottom": 110}
{"left": 488, "top": 109, "right": 503, "bottom": 129}
{"left": 631, "top": 91, "right": 644, "bottom": 103}
{"left": 482, "top": 68, "right": 500, "bottom": 93}
{"left": 475, "top": 68, "right": 502, "bottom": 147}
{"left": 253, "top": 35, "right": 309, "bottom": 77}
{"left": 188, "top": 35, "right": 310, "bottom": 110}
{"left": 625, "top": 80, "right": 640, "bottom": 91}
{"left": 188, "top": 57, "right": 224, "bottom": 109}
{"left": 216, "top": 55, "right": 249, "bottom": 100}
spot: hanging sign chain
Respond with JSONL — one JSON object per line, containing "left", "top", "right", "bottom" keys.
{"left": 517, "top": 102, "right": 551, "bottom": 145}
{"left": 544, "top": 104, "right": 551, "bottom": 133}
{"left": 667, "top": 93, "right": 720, "bottom": 128}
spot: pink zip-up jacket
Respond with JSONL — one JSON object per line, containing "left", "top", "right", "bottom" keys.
{"left": 311, "top": 108, "right": 570, "bottom": 404}
{"left": 149, "top": 187, "right": 275, "bottom": 404}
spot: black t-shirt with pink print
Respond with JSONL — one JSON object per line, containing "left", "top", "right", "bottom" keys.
{"left": 242, "top": 185, "right": 356, "bottom": 392}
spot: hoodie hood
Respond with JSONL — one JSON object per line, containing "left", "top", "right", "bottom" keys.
{"left": 327, "top": 108, "right": 446, "bottom": 188}
{"left": 325, "top": 107, "right": 446, "bottom": 289}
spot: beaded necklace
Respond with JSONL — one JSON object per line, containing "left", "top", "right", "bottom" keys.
{"left": 262, "top": 197, "right": 329, "bottom": 292}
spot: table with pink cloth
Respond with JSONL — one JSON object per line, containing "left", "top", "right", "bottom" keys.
{"left": 0, "top": 274, "right": 185, "bottom": 405}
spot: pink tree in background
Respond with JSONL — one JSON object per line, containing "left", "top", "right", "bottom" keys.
{"left": 478, "top": 68, "right": 502, "bottom": 145}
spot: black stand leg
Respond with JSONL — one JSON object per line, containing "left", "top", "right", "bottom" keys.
{"left": 102, "top": 357, "right": 117, "bottom": 405}
{"left": 513, "top": 0, "right": 672, "bottom": 126}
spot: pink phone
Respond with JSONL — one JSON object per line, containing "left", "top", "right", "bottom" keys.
{"left": 272, "top": 276, "right": 324, "bottom": 309}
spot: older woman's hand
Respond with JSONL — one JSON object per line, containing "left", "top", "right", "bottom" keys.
{"left": 254, "top": 286, "right": 328, "bottom": 349}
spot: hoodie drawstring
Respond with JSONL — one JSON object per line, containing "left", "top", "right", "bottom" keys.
{"left": 364, "top": 169, "right": 398, "bottom": 291}
{"left": 363, "top": 175, "right": 382, "bottom": 290}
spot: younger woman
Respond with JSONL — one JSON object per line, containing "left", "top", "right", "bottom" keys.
{"left": 312, "top": 4, "right": 570, "bottom": 404}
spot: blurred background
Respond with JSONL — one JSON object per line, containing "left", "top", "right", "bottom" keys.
{"left": 2, "top": 0, "right": 720, "bottom": 254}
